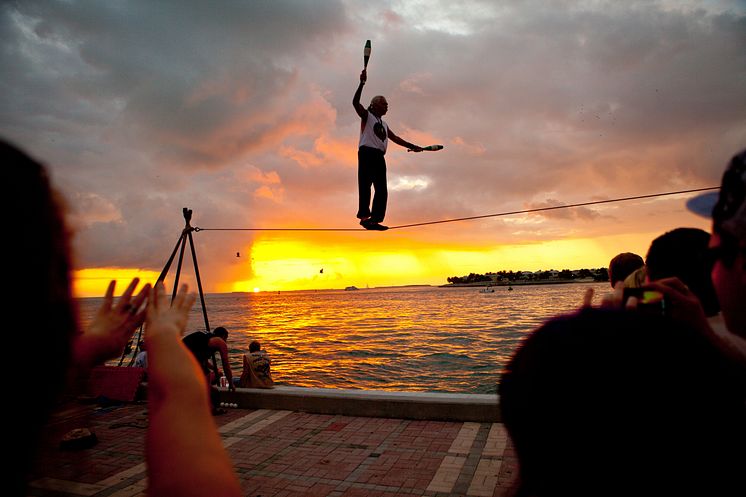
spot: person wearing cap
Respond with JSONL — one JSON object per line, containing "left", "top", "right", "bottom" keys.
{"left": 704, "top": 150, "right": 746, "bottom": 338}
{"left": 646, "top": 149, "right": 746, "bottom": 365}
{"left": 500, "top": 150, "right": 746, "bottom": 497}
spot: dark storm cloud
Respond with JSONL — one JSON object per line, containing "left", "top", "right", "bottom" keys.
{"left": 0, "top": 0, "right": 744, "bottom": 283}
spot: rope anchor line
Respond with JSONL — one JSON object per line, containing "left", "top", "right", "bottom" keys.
{"left": 193, "top": 186, "right": 718, "bottom": 233}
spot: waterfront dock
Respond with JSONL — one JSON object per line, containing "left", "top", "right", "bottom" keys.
{"left": 30, "top": 389, "right": 518, "bottom": 497}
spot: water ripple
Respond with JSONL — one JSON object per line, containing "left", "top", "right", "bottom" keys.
{"left": 79, "top": 283, "right": 608, "bottom": 393}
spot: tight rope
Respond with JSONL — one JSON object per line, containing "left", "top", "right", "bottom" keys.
{"left": 194, "top": 186, "right": 717, "bottom": 232}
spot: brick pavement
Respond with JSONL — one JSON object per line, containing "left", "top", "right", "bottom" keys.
{"left": 28, "top": 402, "right": 519, "bottom": 496}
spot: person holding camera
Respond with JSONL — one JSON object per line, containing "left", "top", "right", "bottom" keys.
{"left": 503, "top": 149, "right": 746, "bottom": 497}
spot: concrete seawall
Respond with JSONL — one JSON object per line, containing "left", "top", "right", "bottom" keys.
{"left": 218, "top": 386, "right": 500, "bottom": 422}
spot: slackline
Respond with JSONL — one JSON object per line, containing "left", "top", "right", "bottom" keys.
{"left": 193, "top": 186, "right": 718, "bottom": 233}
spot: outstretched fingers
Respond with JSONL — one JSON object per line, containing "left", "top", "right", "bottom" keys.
{"left": 114, "top": 278, "right": 140, "bottom": 314}
{"left": 172, "top": 284, "right": 191, "bottom": 310}
{"left": 131, "top": 282, "right": 150, "bottom": 311}
{"left": 582, "top": 288, "right": 594, "bottom": 308}
{"left": 103, "top": 280, "right": 116, "bottom": 310}
{"left": 150, "top": 281, "right": 164, "bottom": 313}
{"left": 146, "top": 282, "right": 196, "bottom": 338}
{"left": 129, "top": 283, "right": 151, "bottom": 326}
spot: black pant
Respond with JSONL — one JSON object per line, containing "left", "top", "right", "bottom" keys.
{"left": 357, "top": 146, "right": 387, "bottom": 223}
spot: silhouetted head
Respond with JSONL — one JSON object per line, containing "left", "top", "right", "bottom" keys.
{"left": 368, "top": 95, "right": 388, "bottom": 116}
{"left": 500, "top": 308, "right": 746, "bottom": 497}
{"left": 608, "top": 252, "right": 644, "bottom": 287}
{"left": 3, "top": 139, "right": 77, "bottom": 494}
{"left": 646, "top": 227, "right": 719, "bottom": 316}
{"left": 249, "top": 341, "right": 261, "bottom": 353}
{"left": 710, "top": 150, "right": 746, "bottom": 335}
{"left": 687, "top": 149, "right": 746, "bottom": 335}
{"left": 213, "top": 326, "right": 228, "bottom": 340}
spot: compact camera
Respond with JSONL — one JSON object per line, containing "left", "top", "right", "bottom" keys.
{"left": 622, "top": 288, "right": 668, "bottom": 316}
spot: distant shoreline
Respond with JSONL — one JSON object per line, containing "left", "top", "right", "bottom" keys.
{"left": 440, "top": 278, "right": 599, "bottom": 288}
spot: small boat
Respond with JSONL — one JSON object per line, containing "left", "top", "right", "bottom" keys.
{"left": 479, "top": 287, "right": 495, "bottom": 293}
{"left": 344, "top": 286, "right": 359, "bottom": 291}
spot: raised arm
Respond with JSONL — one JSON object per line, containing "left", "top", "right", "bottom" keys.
{"left": 145, "top": 282, "right": 241, "bottom": 497}
{"left": 353, "top": 70, "right": 368, "bottom": 119}
{"left": 387, "top": 127, "right": 422, "bottom": 152}
{"left": 212, "top": 337, "right": 235, "bottom": 391}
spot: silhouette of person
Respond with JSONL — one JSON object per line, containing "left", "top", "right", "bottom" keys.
{"left": 608, "top": 252, "right": 644, "bottom": 288}
{"left": 3, "top": 139, "right": 240, "bottom": 497}
{"left": 353, "top": 69, "right": 424, "bottom": 230}
{"left": 500, "top": 307, "right": 746, "bottom": 497}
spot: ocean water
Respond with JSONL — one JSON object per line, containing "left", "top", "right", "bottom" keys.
{"left": 78, "top": 282, "right": 610, "bottom": 394}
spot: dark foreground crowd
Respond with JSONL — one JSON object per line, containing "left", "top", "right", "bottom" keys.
{"left": 8, "top": 137, "right": 746, "bottom": 497}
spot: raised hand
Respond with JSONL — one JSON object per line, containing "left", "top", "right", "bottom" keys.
{"left": 73, "top": 278, "right": 150, "bottom": 367}
{"left": 146, "top": 282, "right": 196, "bottom": 339}
{"left": 360, "top": 69, "right": 367, "bottom": 84}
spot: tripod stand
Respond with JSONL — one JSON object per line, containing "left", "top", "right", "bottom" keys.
{"left": 121, "top": 208, "right": 214, "bottom": 375}
{"left": 157, "top": 207, "right": 210, "bottom": 328}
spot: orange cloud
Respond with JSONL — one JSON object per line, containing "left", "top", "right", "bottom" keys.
{"left": 453, "top": 136, "right": 486, "bottom": 156}
{"left": 254, "top": 184, "right": 285, "bottom": 202}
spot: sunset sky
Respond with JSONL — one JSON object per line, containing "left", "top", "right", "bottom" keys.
{"left": 2, "top": 1, "right": 745, "bottom": 297}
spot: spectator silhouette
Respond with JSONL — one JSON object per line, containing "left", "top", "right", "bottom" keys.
{"left": 608, "top": 252, "right": 644, "bottom": 288}
{"left": 645, "top": 228, "right": 719, "bottom": 317}
{"left": 4, "top": 139, "right": 240, "bottom": 497}
{"left": 500, "top": 308, "right": 746, "bottom": 497}
{"left": 691, "top": 149, "right": 746, "bottom": 338}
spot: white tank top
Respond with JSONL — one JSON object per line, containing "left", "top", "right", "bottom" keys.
{"left": 358, "top": 111, "right": 388, "bottom": 153}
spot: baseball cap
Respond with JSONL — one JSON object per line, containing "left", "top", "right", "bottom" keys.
{"left": 687, "top": 149, "right": 746, "bottom": 241}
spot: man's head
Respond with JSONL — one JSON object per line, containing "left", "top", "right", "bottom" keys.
{"left": 368, "top": 95, "right": 388, "bottom": 116}
{"left": 213, "top": 326, "right": 228, "bottom": 341}
{"left": 646, "top": 228, "right": 719, "bottom": 317}
{"left": 249, "top": 341, "right": 261, "bottom": 353}
{"left": 608, "top": 252, "right": 644, "bottom": 288}
{"left": 500, "top": 308, "right": 746, "bottom": 496}
{"left": 689, "top": 149, "right": 746, "bottom": 336}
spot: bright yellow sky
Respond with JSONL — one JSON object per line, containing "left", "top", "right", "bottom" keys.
{"left": 72, "top": 228, "right": 675, "bottom": 297}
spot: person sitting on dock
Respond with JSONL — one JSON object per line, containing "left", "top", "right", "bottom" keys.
{"left": 238, "top": 341, "right": 274, "bottom": 388}
{"left": 134, "top": 340, "right": 148, "bottom": 369}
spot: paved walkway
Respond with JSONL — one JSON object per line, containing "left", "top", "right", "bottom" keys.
{"left": 29, "top": 402, "right": 519, "bottom": 497}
